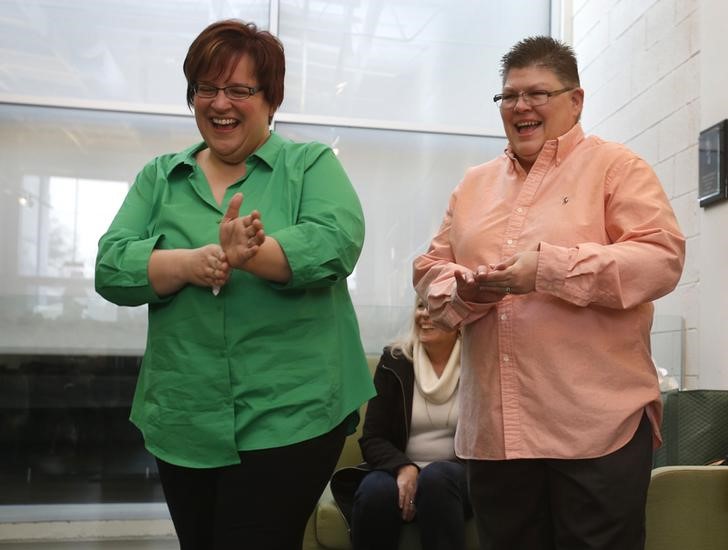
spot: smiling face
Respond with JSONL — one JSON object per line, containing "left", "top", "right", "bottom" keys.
{"left": 193, "top": 53, "right": 273, "bottom": 166}
{"left": 500, "top": 65, "right": 583, "bottom": 171}
{"left": 415, "top": 300, "right": 458, "bottom": 349}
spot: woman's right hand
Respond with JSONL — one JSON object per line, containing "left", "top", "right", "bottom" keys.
{"left": 148, "top": 245, "right": 230, "bottom": 297}
{"left": 396, "top": 464, "right": 419, "bottom": 521}
{"left": 185, "top": 244, "right": 230, "bottom": 289}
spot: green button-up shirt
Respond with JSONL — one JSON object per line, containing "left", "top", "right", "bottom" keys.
{"left": 96, "top": 132, "right": 375, "bottom": 468}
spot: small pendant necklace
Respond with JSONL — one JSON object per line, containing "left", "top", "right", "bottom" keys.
{"left": 424, "top": 396, "right": 457, "bottom": 428}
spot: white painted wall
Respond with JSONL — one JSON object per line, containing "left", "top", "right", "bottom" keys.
{"left": 564, "top": 0, "right": 726, "bottom": 388}
{"left": 697, "top": 0, "right": 728, "bottom": 388}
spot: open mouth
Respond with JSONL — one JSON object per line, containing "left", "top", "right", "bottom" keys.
{"left": 515, "top": 120, "right": 542, "bottom": 134}
{"left": 211, "top": 117, "right": 240, "bottom": 130}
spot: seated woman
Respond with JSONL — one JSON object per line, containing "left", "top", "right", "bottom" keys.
{"left": 332, "top": 299, "right": 472, "bottom": 550}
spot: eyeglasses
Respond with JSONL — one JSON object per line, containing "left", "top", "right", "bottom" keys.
{"left": 493, "top": 87, "right": 574, "bottom": 109}
{"left": 193, "top": 83, "right": 260, "bottom": 100}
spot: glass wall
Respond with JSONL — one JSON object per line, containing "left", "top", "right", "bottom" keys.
{"left": 279, "top": 0, "right": 550, "bottom": 133}
{"left": 0, "top": 105, "right": 201, "bottom": 356}
{"left": 0, "top": 0, "right": 270, "bottom": 110}
{"left": 0, "top": 106, "right": 201, "bottom": 510}
{"left": 0, "top": 0, "right": 552, "bottom": 512}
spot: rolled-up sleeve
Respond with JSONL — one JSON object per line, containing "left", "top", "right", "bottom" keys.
{"left": 95, "top": 161, "right": 168, "bottom": 307}
{"left": 271, "top": 148, "right": 365, "bottom": 290}
{"left": 413, "top": 186, "right": 496, "bottom": 329}
{"left": 536, "top": 156, "right": 685, "bottom": 309}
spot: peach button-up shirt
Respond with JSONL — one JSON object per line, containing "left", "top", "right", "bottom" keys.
{"left": 413, "top": 124, "right": 685, "bottom": 460}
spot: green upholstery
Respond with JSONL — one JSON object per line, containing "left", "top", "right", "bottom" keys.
{"left": 646, "top": 465, "right": 728, "bottom": 550}
{"left": 302, "top": 357, "right": 378, "bottom": 550}
{"left": 309, "top": 464, "right": 728, "bottom": 550}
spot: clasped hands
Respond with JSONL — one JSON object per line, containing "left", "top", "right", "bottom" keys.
{"left": 455, "top": 251, "right": 539, "bottom": 303}
{"left": 193, "top": 192, "right": 265, "bottom": 292}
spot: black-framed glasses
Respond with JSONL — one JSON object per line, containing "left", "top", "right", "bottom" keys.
{"left": 193, "top": 83, "right": 260, "bottom": 100}
{"left": 493, "top": 87, "right": 574, "bottom": 109}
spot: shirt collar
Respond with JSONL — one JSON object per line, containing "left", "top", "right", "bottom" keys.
{"left": 250, "top": 131, "right": 286, "bottom": 169}
{"left": 553, "top": 123, "right": 585, "bottom": 165}
{"left": 164, "top": 131, "right": 287, "bottom": 177}
{"left": 504, "top": 123, "right": 585, "bottom": 168}
{"left": 165, "top": 142, "right": 207, "bottom": 178}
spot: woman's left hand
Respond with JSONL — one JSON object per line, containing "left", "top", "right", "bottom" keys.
{"left": 219, "top": 192, "right": 266, "bottom": 269}
{"left": 479, "top": 251, "right": 539, "bottom": 295}
{"left": 396, "top": 464, "right": 419, "bottom": 522}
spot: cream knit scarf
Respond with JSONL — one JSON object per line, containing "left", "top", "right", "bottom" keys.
{"left": 413, "top": 339, "right": 461, "bottom": 405}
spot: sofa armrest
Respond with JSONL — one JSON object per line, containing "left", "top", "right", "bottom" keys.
{"left": 315, "top": 482, "right": 352, "bottom": 550}
{"left": 312, "top": 397, "right": 366, "bottom": 550}
{"left": 646, "top": 465, "right": 728, "bottom": 550}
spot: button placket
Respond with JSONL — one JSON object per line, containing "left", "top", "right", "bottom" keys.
{"left": 498, "top": 150, "right": 555, "bottom": 455}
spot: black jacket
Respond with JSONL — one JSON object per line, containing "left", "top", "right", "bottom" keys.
{"left": 359, "top": 347, "right": 416, "bottom": 473}
{"left": 330, "top": 347, "right": 416, "bottom": 526}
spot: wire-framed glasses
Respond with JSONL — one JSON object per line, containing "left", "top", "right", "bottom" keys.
{"left": 193, "top": 83, "right": 260, "bottom": 101}
{"left": 493, "top": 87, "right": 574, "bottom": 109}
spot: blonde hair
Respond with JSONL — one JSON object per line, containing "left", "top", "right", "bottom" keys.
{"left": 389, "top": 310, "right": 418, "bottom": 362}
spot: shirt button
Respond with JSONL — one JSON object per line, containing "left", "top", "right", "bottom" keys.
{"left": 500, "top": 313, "right": 507, "bottom": 321}
{"left": 507, "top": 239, "right": 513, "bottom": 245}
{"left": 503, "top": 354, "right": 510, "bottom": 362}
{"left": 516, "top": 207, "right": 523, "bottom": 214}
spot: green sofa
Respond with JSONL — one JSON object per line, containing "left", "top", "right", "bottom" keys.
{"left": 306, "top": 460, "right": 728, "bottom": 550}
{"left": 645, "top": 465, "right": 728, "bottom": 550}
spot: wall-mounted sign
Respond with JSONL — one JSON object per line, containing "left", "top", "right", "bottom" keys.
{"left": 698, "top": 119, "right": 728, "bottom": 207}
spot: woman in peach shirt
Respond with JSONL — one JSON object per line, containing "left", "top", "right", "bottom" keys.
{"left": 414, "top": 36, "right": 684, "bottom": 550}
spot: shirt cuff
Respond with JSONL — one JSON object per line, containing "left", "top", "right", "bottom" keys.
{"left": 445, "top": 284, "right": 494, "bottom": 327}
{"left": 536, "top": 241, "right": 591, "bottom": 306}
{"left": 535, "top": 241, "right": 570, "bottom": 294}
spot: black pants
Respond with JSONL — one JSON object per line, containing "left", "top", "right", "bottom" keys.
{"left": 467, "top": 412, "right": 653, "bottom": 550}
{"left": 156, "top": 420, "right": 347, "bottom": 550}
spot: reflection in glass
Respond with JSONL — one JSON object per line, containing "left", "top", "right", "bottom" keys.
{"left": 18, "top": 176, "right": 128, "bottom": 280}
{"left": 0, "top": 354, "right": 163, "bottom": 506}
{"left": 0, "top": 104, "right": 200, "bottom": 356}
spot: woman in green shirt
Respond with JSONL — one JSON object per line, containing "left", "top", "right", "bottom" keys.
{"left": 95, "top": 19, "right": 374, "bottom": 550}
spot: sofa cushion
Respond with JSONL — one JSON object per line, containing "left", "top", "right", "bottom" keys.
{"left": 316, "top": 483, "right": 351, "bottom": 549}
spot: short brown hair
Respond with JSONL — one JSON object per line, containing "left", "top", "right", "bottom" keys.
{"left": 183, "top": 20, "right": 285, "bottom": 117}
{"left": 500, "top": 36, "right": 580, "bottom": 88}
